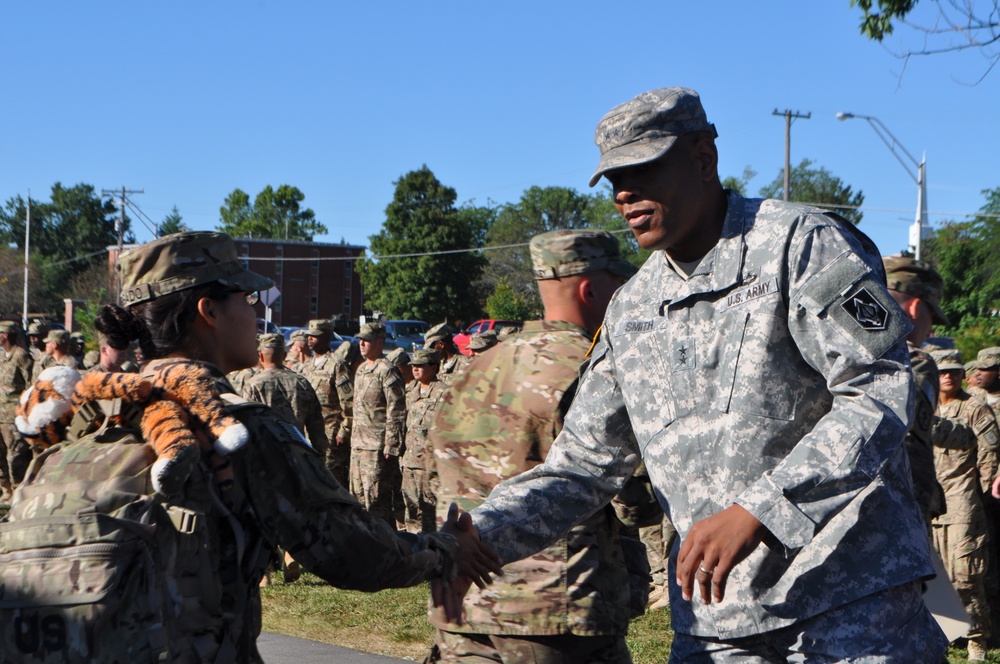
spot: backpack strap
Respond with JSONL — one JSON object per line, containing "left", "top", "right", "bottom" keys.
{"left": 68, "top": 397, "right": 143, "bottom": 441}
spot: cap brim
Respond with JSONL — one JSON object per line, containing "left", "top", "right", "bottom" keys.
{"left": 937, "top": 363, "right": 965, "bottom": 371}
{"left": 218, "top": 269, "right": 274, "bottom": 294}
{"left": 588, "top": 137, "right": 678, "bottom": 187}
{"left": 927, "top": 300, "right": 950, "bottom": 327}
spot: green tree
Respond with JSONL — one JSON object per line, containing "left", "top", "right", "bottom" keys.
{"left": 721, "top": 166, "right": 757, "bottom": 196}
{"left": 485, "top": 278, "right": 536, "bottom": 320}
{"left": 851, "top": 0, "right": 999, "bottom": 78}
{"left": 218, "top": 185, "right": 327, "bottom": 241}
{"left": 924, "top": 187, "right": 1000, "bottom": 326}
{"left": 0, "top": 183, "right": 127, "bottom": 313}
{"left": 356, "top": 166, "right": 487, "bottom": 324}
{"left": 759, "top": 159, "right": 865, "bottom": 225}
{"left": 159, "top": 206, "right": 188, "bottom": 236}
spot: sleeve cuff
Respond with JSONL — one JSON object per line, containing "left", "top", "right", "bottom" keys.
{"left": 736, "top": 475, "right": 817, "bottom": 553}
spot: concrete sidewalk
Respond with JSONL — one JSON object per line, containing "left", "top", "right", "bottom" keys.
{"left": 258, "top": 632, "right": 414, "bottom": 663}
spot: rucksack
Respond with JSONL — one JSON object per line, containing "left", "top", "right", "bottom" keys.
{"left": 0, "top": 396, "right": 260, "bottom": 663}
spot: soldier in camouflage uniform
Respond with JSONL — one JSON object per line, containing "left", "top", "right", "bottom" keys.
{"left": 34, "top": 230, "right": 498, "bottom": 662}
{"left": 84, "top": 331, "right": 133, "bottom": 373}
{"left": 0, "top": 321, "right": 34, "bottom": 501}
{"left": 929, "top": 349, "right": 999, "bottom": 661}
{"left": 883, "top": 256, "right": 948, "bottom": 525}
{"left": 424, "top": 323, "right": 469, "bottom": 383}
{"left": 352, "top": 321, "right": 406, "bottom": 528}
{"left": 25, "top": 321, "right": 48, "bottom": 363}
{"left": 301, "top": 319, "right": 349, "bottom": 487}
{"left": 463, "top": 87, "right": 946, "bottom": 660}
{"left": 331, "top": 339, "right": 362, "bottom": 450}
{"left": 244, "top": 333, "right": 329, "bottom": 451}
{"left": 466, "top": 330, "right": 498, "bottom": 356}
{"left": 387, "top": 346, "right": 414, "bottom": 384}
{"left": 284, "top": 329, "right": 310, "bottom": 372}
{"left": 428, "top": 229, "right": 638, "bottom": 663}
{"left": 970, "top": 346, "right": 1000, "bottom": 649}
{"left": 32, "top": 329, "right": 81, "bottom": 381}
{"left": 402, "top": 349, "right": 444, "bottom": 533}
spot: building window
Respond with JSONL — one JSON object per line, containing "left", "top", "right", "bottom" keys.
{"left": 344, "top": 297, "right": 351, "bottom": 314}
{"left": 344, "top": 260, "right": 352, "bottom": 278}
{"left": 311, "top": 260, "right": 319, "bottom": 277}
{"left": 310, "top": 296, "right": 318, "bottom": 316}
{"left": 274, "top": 260, "right": 282, "bottom": 276}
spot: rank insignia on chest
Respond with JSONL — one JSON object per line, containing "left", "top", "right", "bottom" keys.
{"left": 672, "top": 339, "right": 696, "bottom": 372}
{"left": 841, "top": 287, "right": 888, "bottom": 330}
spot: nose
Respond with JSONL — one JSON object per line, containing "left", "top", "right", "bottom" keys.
{"left": 613, "top": 181, "right": 638, "bottom": 205}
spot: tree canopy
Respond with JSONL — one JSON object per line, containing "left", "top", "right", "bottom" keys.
{"left": 218, "top": 184, "right": 326, "bottom": 241}
{"left": 159, "top": 206, "right": 188, "bottom": 236}
{"left": 0, "top": 183, "right": 127, "bottom": 313}
{"left": 759, "top": 159, "right": 865, "bottom": 225}
{"left": 356, "top": 166, "right": 487, "bottom": 325}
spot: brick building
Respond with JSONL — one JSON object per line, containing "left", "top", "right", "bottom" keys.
{"left": 108, "top": 238, "right": 365, "bottom": 328}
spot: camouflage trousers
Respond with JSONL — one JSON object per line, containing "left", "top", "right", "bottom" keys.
{"left": 401, "top": 467, "right": 436, "bottom": 533}
{"left": 350, "top": 449, "right": 401, "bottom": 529}
{"left": 431, "top": 629, "right": 632, "bottom": 664}
{"left": 932, "top": 522, "right": 992, "bottom": 641}
{"left": 324, "top": 428, "right": 351, "bottom": 490}
{"left": 668, "top": 581, "right": 946, "bottom": 662}
{"left": 640, "top": 517, "right": 677, "bottom": 608}
{"left": 0, "top": 421, "right": 30, "bottom": 501}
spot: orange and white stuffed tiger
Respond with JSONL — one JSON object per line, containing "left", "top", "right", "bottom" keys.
{"left": 16, "top": 361, "right": 248, "bottom": 496}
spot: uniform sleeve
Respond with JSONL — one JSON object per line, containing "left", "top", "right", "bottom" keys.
{"left": 382, "top": 367, "right": 406, "bottom": 456}
{"left": 734, "top": 222, "right": 914, "bottom": 551}
{"left": 472, "top": 334, "right": 642, "bottom": 564}
{"left": 932, "top": 416, "right": 976, "bottom": 450}
{"left": 334, "top": 367, "right": 353, "bottom": 441}
{"left": 971, "top": 403, "right": 1000, "bottom": 494}
{"left": 302, "top": 384, "right": 331, "bottom": 454}
{"left": 229, "top": 403, "right": 457, "bottom": 591}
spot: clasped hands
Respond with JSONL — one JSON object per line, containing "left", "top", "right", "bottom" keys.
{"left": 431, "top": 503, "right": 503, "bottom": 623}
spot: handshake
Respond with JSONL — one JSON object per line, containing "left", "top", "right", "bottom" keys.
{"left": 431, "top": 503, "right": 503, "bottom": 624}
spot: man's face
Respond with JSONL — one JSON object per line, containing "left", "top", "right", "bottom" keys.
{"left": 606, "top": 137, "right": 711, "bottom": 255}
{"left": 45, "top": 340, "right": 58, "bottom": 355}
{"left": 940, "top": 368, "right": 963, "bottom": 398}
{"left": 979, "top": 366, "right": 1000, "bottom": 391}
{"left": 307, "top": 333, "right": 329, "bottom": 353}
{"left": 413, "top": 363, "right": 438, "bottom": 385}
{"left": 102, "top": 345, "right": 129, "bottom": 370}
{"left": 908, "top": 299, "right": 935, "bottom": 346}
{"left": 28, "top": 334, "right": 43, "bottom": 350}
{"left": 359, "top": 337, "right": 384, "bottom": 360}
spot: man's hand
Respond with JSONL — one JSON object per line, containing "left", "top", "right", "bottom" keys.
{"left": 430, "top": 503, "right": 503, "bottom": 624}
{"left": 992, "top": 475, "right": 1000, "bottom": 499}
{"left": 676, "top": 503, "right": 767, "bottom": 605}
{"left": 335, "top": 434, "right": 346, "bottom": 446}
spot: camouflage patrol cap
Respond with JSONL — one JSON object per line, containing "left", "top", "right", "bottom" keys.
{"left": 258, "top": 333, "right": 285, "bottom": 350}
{"left": 306, "top": 319, "right": 334, "bottom": 336}
{"left": 882, "top": 255, "right": 949, "bottom": 326}
{"left": 930, "top": 349, "right": 964, "bottom": 372}
{"left": 386, "top": 347, "right": 410, "bottom": 367}
{"left": 333, "top": 339, "right": 361, "bottom": 363}
{"left": 70, "top": 331, "right": 86, "bottom": 343}
{"left": 424, "top": 323, "right": 453, "bottom": 346}
{"left": 468, "top": 329, "right": 498, "bottom": 352}
{"left": 977, "top": 347, "right": 1000, "bottom": 370}
{"left": 44, "top": 329, "right": 70, "bottom": 345}
{"left": 496, "top": 326, "right": 519, "bottom": 341}
{"left": 411, "top": 349, "right": 440, "bottom": 366}
{"left": 289, "top": 329, "right": 309, "bottom": 343}
{"left": 357, "top": 321, "right": 386, "bottom": 341}
{"left": 530, "top": 228, "right": 638, "bottom": 281}
{"left": 0, "top": 321, "right": 19, "bottom": 336}
{"left": 589, "top": 87, "right": 718, "bottom": 187}
{"left": 27, "top": 321, "right": 48, "bottom": 336}
{"left": 117, "top": 231, "right": 273, "bottom": 308}
{"left": 966, "top": 359, "right": 983, "bottom": 374}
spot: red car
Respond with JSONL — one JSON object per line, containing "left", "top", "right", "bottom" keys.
{"left": 454, "top": 319, "right": 522, "bottom": 355}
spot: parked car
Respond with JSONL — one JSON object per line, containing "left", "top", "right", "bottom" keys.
{"left": 382, "top": 320, "right": 429, "bottom": 353}
{"left": 256, "top": 318, "right": 279, "bottom": 335}
{"left": 454, "top": 319, "right": 522, "bottom": 355}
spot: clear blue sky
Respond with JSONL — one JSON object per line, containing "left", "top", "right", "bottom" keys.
{"left": 3, "top": 2, "right": 997, "bottom": 259}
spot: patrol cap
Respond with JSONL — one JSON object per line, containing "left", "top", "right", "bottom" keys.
{"left": 411, "top": 349, "right": 440, "bottom": 366}
{"left": 531, "top": 228, "right": 638, "bottom": 281}
{"left": 333, "top": 340, "right": 361, "bottom": 363}
{"left": 882, "top": 255, "right": 949, "bottom": 326}
{"left": 357, "top": 322, "right": 386, "bottom": 341}
{"left": 966, "top": 359, "right": 983, "bottom": 374}
{"left": 424, "top": 323, "right": 453, "bottom": 346}
{"left": 44, "top": 329, "right": 70, "bottom": 345}
{"left": 289, "top": 329, "right": 309, "bottom": 343}
{"left": 496, "top": 326, "right": 519, "bottom": 342}
{"left": 0, "top": 321, "right": 20, "bottom": 336}
{"left": 589, "top": 87, "right": 717, "bottom": 188}
{"left": 977, "top": 347, "right": 1000, "bottom": 370}
{"left": 930, "top": 349, "right": 964, "bottom": 372}
{"left": 468, "top": 330, "right": 498, "bottom": 352}
{"left": 117, "top": 231, "right": 273, "bottom": 308}
{"left": 258, "top": 333, "right": 285, "bottom": 350}
{"left": 70, "top": 331, "right": 86, "bottom": 343}
{"left": 27, "top": 321, "right": 48, "bottom": 336}
{"left": 386, "top": 347, "right": 410, "bottom": 367}
{"left": 306, "top": 319, "right": 334, "bottom": 336}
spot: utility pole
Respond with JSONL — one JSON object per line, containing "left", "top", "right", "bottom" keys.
{"left": 772, "top": 109, "right": 811, "bottom": 201}
{"left": 102, "top": 186, "right": 143, "bottom": 300}
{"left": 22, "top": 191, "right": 30, "bottom": 328}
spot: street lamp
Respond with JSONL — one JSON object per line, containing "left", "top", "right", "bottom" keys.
{"left": 836, "top": 112, "right": 929, "bottom": 259}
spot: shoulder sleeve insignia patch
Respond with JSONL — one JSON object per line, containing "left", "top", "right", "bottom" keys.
{"left": 841, "top": 287, "right": 888, "bottom": 330}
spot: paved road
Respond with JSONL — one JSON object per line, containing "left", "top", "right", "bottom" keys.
{"left": 257, "top": 632, "right": 413, "bottom": 663}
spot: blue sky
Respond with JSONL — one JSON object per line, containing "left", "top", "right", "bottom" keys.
{"left": 3, "top": 2, "right": 998, "bottom": 259}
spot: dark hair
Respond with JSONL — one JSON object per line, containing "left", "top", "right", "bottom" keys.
{"left": 95, "top": 282, "right": 235, "bottom": 360}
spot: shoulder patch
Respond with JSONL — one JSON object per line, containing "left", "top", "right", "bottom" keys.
{"left": 840, "top": 286, "right": 889, "bottom": 330}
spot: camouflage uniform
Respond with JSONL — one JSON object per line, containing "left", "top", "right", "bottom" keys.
{"left": 331, "top": 340, "right": 359, "bottom": 445}
{"left": 352, "top": 326, "right": 406, "bottom": 528}
{"left": 301, "top": 326, "right": 349, "bottom": 486}
{"left": 226, "top": 366, "right": 257, "bottom": 395}
{"left": 425, "top": 324, "right": 469, "bottom": 384}
{"left": 32, "top": 330, "right": 81, "bottom": 382}
{"left": 244, "top": 362, "right": 329, "bottom": 453}
{"left": 401, "top": 350, "right": 444, "bottom": 533}
{"left": 907, "top": 342, "right": 948, "bottom": 522}
{"left": 284, "top": 329, "right": 310, "bottom": 373}
{"left": 0, "top": 323, "right": 34, "bottom": 498}
{"left": 969, "top": 346, "right": 1000, "bottom": 642}
{"left": 467, "top": 330, "right": 498, "bottom": 355}
{"left": 471, "top": 190, "right": 943, "bottom": 651}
